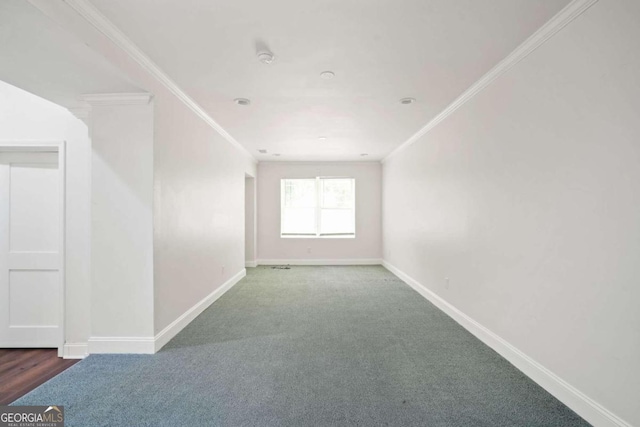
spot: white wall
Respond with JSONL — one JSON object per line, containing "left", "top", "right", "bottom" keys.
{"left": 382, "top": 1, "right": 640, "bottom": 425}
{"left": 258, "top": 162, "right": 381, "bottom": 262}
{"left": 245, "top": 176, "right": 256, "bottom": 265}
{"left": 89, "top": 101, "right": 155, "bottom": 341}
{"left": 2, "top": 75, "right": 258, "bottom": 351}
{"left": 0, "top": 80, "right": 90, "bottom": 349}
{"left": 151, "top": 83, "right": 256, "bottom": 334}
{"left": 28, "top": 0, "right": 259, "bottom": 339}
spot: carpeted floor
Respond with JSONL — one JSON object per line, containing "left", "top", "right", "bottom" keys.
{"left": 14, "top": 266, "right": 589, "bottom": 426}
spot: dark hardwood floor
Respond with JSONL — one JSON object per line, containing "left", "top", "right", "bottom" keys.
{"left": 0, "top": 349, "right": 79, "bottom": 405}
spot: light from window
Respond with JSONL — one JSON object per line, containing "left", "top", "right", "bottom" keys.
{"left": 281, "top": 178, "right": 355, "bottom": 237}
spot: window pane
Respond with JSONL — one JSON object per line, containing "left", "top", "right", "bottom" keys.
{"left": 281, "top": 178, "right": 355, "bottom": 237}
{"left": 282, "top": 179, "right": 317, "bottom": 235}
{"left": 283, "top": 179, "right": 316, "bottom": 208}
{"left": 320, "top": 209, "right": 354, "bottom": 235}
{"left": 321, "top": 179, "right": 353, "bottom": 208}
{"left": 282, "top": 207, "right": 316, "bottom": 235}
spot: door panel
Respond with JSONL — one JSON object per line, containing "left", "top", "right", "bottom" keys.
{"left": 0, "top": 152, "right": 61, "bottom": 348}
{"left": 9, "top": 162, "right": 59, "bottom": 252}
{"left": 9, "top": 271, "right": 59, "bottom": 327}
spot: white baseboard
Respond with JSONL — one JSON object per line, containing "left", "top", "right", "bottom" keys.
{"left": 258, "top": 258, "right": 382, "bottom": 266}
{"left": 382, "top": 261, "right": 631, "bottom": 427}
{"left": 87, "top": 269, "right": 247, "bottom": 355}
{"left": 245, "top": 260, "right": 257, "bottom": 267}
{"left": 153, "top": 268, "right": 247, "bottom": 352}
{"left": 88, "top": 336, "right": 155, "bottom": 354}
{"left": 62, "top": 342, "right": 88, "bottom": 359}
{"left": 89, "top": 268, "right": 247, "bottom": 355}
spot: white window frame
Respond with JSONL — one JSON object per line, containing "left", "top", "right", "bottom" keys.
{"left": 281, "top": 177, "right": 355, "bottom": 239}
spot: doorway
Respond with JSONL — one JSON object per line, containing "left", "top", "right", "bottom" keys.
{"left": 0, "top": 142, "right": 65, "bottom": 356}
{"left": 245, "top": 174, "right": 256, "bottom": 267}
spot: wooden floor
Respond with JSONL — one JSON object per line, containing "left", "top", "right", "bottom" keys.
{"left": 0, "top": 349, "right": 79, "bottom": 405}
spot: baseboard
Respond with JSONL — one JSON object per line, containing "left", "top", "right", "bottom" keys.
{"left": 245, "top": 260, "right": 257, "bottom": 267}
{"left": 153, "top": 268, "right": 247, "bottom": 352}
{"left": 62, "top": 342, "right": 88, "bottom": 359}
{"left": 258, "top": 259, "right": 382, "bottom": 266}
{"left": 382, "top": 261, "right": 631, "bottom": 427}
{"left": 88, "top": 336, "right": 155, "bottom": 354}
{"left": 86, "top": 269, "right": 247, "bottom": 355}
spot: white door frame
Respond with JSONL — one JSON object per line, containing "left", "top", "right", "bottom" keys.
{"left": 245, "top": 172, "right": 257, "bottom": 267}
{"left": 0, "top": 140, "right": 66, "bottom": 357}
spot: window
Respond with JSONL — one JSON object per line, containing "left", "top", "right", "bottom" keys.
{"left": 281, "top": 178, "right": 355, "bottom": 238}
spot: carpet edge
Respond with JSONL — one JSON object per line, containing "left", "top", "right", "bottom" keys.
{"left": 382, "top": 260, "right": 630, "bottom": 427}
{"left": 154, "top": 268, "right": 247, "bottom": 352}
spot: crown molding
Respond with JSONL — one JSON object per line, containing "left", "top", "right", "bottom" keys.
{"left": 62, "top": 0, "right": 257, "bottom": 163}
{"left": 79, "top": 92, "right": 152, "bottom": 106}
{"left": 382, "top": 0, "right": 600, "bottom": 164}
{"left": 67, "top": 105, "right": 91, "bottom": 118}
{"left": 67, "top": 105, "right": 92, "bottom": 126}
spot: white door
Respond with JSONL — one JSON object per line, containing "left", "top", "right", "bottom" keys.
{"left": 0, "top": 152, "right": 62, "bottom": 348}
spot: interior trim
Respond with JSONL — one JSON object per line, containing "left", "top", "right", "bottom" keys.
{"left": 382, "top": 0, "right": 599, "bottom": 163}
{"left": 79, "top": 92, "right": 153, "bottom": 106}
{"left": 62, "top": 343, "right": 89, "bottom": 360}
{"left": 382, "top": 260, "right": 631, "bottom": 427}
{"left": 258, "top": 259, "right": 381, "bottom": 266}
{"left": 153, "top": 268, "right": 247, "bottom": 352}
{"left": 58, "top": 0, "right": 256, "bottom": 163}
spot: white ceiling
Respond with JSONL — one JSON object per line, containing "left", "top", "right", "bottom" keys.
{"left": 0, "top": 1, "right": 141, "bottom": 109}
{"left": 50, "top": 0, "right": 570, "bottom": 160}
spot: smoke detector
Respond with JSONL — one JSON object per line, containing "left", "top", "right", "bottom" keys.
{"left": 320, "top": 71, "right": 335, "bottom": 79}
{"left": 234, "top": 98, "right": 251, "bottom": 106}
{"left": 400, "top": 97, "right": 416, "bottom": 105}
{"left": 257, "top": 51, "right": 275, "bottom": 64}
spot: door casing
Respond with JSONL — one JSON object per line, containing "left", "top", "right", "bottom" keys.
{"left": 0, "top": 141, "right": 65, "bottom": 357}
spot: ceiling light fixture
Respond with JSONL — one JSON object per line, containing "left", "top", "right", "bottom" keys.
{"left": 318, "top": 137, "right": 327, "bottom": 141}
{"left": 400, "top": 97, "right": 416, "bottom": 105}
{"left": 257, "top": 51, "right": 275, "bottom": 64}
{"left": 234, "top": 98, "right": 251, "bottom": 106}
{"left": 320, "top": 71, "right": 335, "bottom": 79}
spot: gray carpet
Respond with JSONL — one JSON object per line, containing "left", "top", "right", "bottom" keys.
{"left": 14, "top": 266, "right": 589, "bottom": 426}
